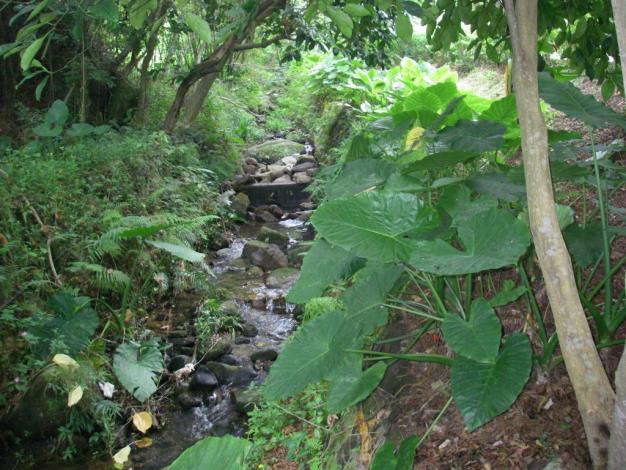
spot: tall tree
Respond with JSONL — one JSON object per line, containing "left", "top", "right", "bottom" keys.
{"left": 503, "top": 1, "right": 615, "bottom": 467}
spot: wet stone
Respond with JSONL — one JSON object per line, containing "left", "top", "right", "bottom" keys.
{"left": 189, "top": 367, "right": 219, "bottom": 392}
{"left": 168, "top": 355, "right": 191, "bottom": 373}
{"left": 266, "top": 267, "right": 300, "bottom": 289}
{"left": 177, "top": 390, "right": 203, "bottom": 409}
{"left": 203, "top": 362, "right": 256, "bottom": 386}
{"left": 241, "top": 240, "right": 288, "bottom": 271}
{"left": 234, "top": 336, "right": 251, "bottom": 344}
{"left": 240, "top": 323, "right": 259, "bottom": 337}
{"left": 257, "top": 226, "right": 290, "bottom": 250}
{"left": 250, "top": 349, "right": 278, "bottom": 363}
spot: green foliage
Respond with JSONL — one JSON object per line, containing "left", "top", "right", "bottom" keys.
{"left": 327, "top": 362, "right": 387, "bottom": 412}
{"left": 451, "top": 333, "right": 532, "bottom": 431}
{"left": 112, "top": 337, "right": 164, "bottom": 403}
{"left": 247, "top": 385, "right": 330, "bottom": 468}
{"left": 302, "top": 296, "right": 343, "bottom": 323}
{"left": 371, "top": 435, "right": 419, "bottom": 470}
{"left": 168, "top": 435, "right": 252, "bottom": 470}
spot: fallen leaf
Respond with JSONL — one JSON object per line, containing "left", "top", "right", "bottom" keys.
{"left": 113, "top": 445, "right": 131, "bottom": 467}
{"left": 67, "top": 385, "right": 83, "bottom": 407}
{"left": 53, "top": 354, "right": 79, "bottom": 369}
{"left": 135, "top": 437, "right": 153, "bottom": 448}
{"left": 0, "top": 233, "right": 7, "bottom": 245}
{"left": 125, "top": 309, "right": 133, "bottom": 323}
{"left": 132, "top": 411, "right": 153, "bottom": 433}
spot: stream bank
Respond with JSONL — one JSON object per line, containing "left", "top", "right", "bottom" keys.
{"left": 132, "top": 140, "right": 319, "bottom": 469}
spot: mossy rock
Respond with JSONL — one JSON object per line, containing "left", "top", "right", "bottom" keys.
{"left": 266, "top": 267, "right": 300, "bottom": 289}
{"left": 257, "top": 226, "right": 290, "bottom": 250}
{"left": 247, "top": 139, "right": 305, "bottom": 163}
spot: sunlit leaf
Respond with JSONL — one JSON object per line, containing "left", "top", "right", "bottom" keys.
{"left": 67, "top": 385, "right": 83, "bottom": 407}
{"left": 53, "top": 353, "right": 79, "bottom": 369}
{"left": 132, "top": 411, "right": 153, "bottom": 433}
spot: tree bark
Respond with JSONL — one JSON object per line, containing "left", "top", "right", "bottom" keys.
{"left": 163, "top": 0, "right": 285, "bottom": 132}
{"left": 181, "top": 72, "right": 218, "bottom": 126}
{"left": 609, "top": 2, "right": 626, "bottom": 468}
{"left": 504, "top": 1, "right": 615, "bottom": 467}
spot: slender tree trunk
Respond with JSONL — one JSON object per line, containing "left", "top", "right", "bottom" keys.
{"left": 609, "top": 2, "right": 626, "bottom": 468}
{"left": 504, "top": 1, "right": 615, "bottom": 467}
{"left": 181, "top": 72, "right": 218, "bottom": 126}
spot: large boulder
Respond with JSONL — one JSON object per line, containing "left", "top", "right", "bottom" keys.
{"left": 233, "top": 387, "right": 263, "bottom": 415}
{"left": 241, "top": 240, "right": 288, "bottom": 271}
{"left": 257, "top": 226, "right": 290, "bottom": 250}
{"left": 247, "top": 139, "right": 305, "bottom": 163}
{"left": 202, "top": 362, "right": 256, "bottom": 386}
{"left": 189, "top": 367, "right": 219, "bottom": 392}
{"left": 266, "top": 267, "right": 300, "bottom": 289}
{"left": 230, "top": 192, "right": 250, "bottom": 217}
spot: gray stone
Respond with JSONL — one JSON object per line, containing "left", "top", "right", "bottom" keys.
{"left": 177, "top": 390, "right": 203, "bottom": 409}
{"left": 257, "top": 226, "right": 290, "bottom": 250}
{"left": 233, "top": 387, "right": 262, "bottom": 414}
{"left": 293, "top": 172, "right": 312, "bottom": 185}
{"left": 288, "top": 243, "right": 310, "bottom": 267}
{"left": 218, "top": 354, "right": 240, "bottom": 365}
{"left": 247, "top": 139, "right": 305, "bottom": 163}
{"left": 245, "top": 157, "right": 258, "bottom": 166}
{"left": 296, "top": 155, "right": 316, "bottom": 164}
{"left": 255, "top": 210, "right": 278, "bottom": 223}
{"left": 281, "top": 155, "right": 298, "bottom": 166}
{"left": 168, "top": 355, "right": 191, "bottom": 373}
{"left": 272, "top": 174, "right": 293, "bottom": 184}
{"left": 250, "top": 349, "right": 278, "bottom": 362}
{"left": 269, "top": 168, "right": 287, "bottom": 180}
{"left": 240, "top": 323, "right": 258, "bottom": 337}
{"left": 233, "top": 174, "right": 254, "bottom": 188}
{"left": 203, "top": 362, "right": 256, "bottom": 386}
{"left": 231, "top": 192, "right": 250, "bottom": 217}
{"left": 234, "top": 336, "right": 251, "bottom": 344}
{"left": 292, "top": 162, "right": 317, "bottom": 173}
{"left": 190, "top": 367, "right": 219, "bottom": 392}
{"left": 266, "top": 267, "right": 300, "bottom": 289}
{"left": 241, "top": 240, "right": 288, "bottom": 271}
{"left": 201, "top": 338, "right": 233, "bottom": 361}
{"left": 219, "top": 300, "right": 240, "bottom": 316}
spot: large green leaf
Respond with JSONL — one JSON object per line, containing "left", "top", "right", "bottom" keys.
{"left": 326, "top": 7, "right": 353, "bottom": 37}
{"left": 371, "top": 435, "right": 420, "bottom": 470}
{"left": 451, "top": 333, "right": 532, "bottom": 431}
{"left": 564, "top": 223, "right": 604, "bottom": 267}
{"left": 480, "top": 95, "right": 517, "bottom": 124}
{"left": 396, "top": 14, "right": 413, "bottom": 41}
{"left": 325, "top": 159, "right": 395, "bottom": 199}
{"left": 466, "top": 173, "right": 526, "bottom": 202}
{"left": 327, "top": 362, "right": 387, "bottom": 412}
{"left": 538, "top": 72, "right": 626, "bottom": 130}
{"left": 113, "top": 340, "right": 164, "bottom": 403}
{"left": 264, "top": 310, "right": 359, "bottom": 399}
{"left": 20, "top": 36, "right": 45, "bottom": 71}
{"left": 403, "top": 151, "right": 478, "bottom": 173}
{"left": 287, "top": 239, "right": 363, "bottom": 304}
{"left": 146, "top": 240, "right": 206, "bottom": 263}
{"left": 184, "top": 13, "right": 213, "bottom": 45}
{"left": 437, "top": 184, "right": 498, "bottom": 224}
{"left": 168, "top": 436, "right": 251, "bottom": 470}
{"left": 410, "top": 208, "right": 531, "bottom": 275}
{"left": 312, "top": 191, "right": 438, "bottom": 263}
{"left": 436, "top": 120, "right": 506, "bottom": 152}
{"left": 29, "top": 293, "right": 99, "bottom": 358}
{"left": 442, "top": 299, "right": 501, "bottom": 363}
{"left": 342, "top": 263, "right": 404, "bottom": 336}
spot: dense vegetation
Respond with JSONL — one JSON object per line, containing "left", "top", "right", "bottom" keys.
{"left": 1, "top": 0, "right": 626, "bottom": 469}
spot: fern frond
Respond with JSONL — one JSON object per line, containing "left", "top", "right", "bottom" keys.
{"left": 68, "top": 262, "right": 130, "bottom": 293}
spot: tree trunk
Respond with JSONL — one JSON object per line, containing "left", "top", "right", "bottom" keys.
{"left": 504, "top": 1, "right": 615, "bottom": 467}
{"left": 181, "top": 72, "right": 218, "bottom": 126}
{"left": 609, "top": 2, "right": 626, "bottom": 468}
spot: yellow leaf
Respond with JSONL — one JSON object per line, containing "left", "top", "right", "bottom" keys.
{"left": 67, "top": 385, "right": 83, "bottom": 407}
{"left": 135, "top": 437, "right": 153, "bottom": 448}
{"left": 113, "top": 445, "right": 131, "bottom": 466}
{"left": 53, "top": 354, "right": 79, "bottom": 369}
{"left": 405, "top": 126, "right": 424, "bottom": 151}
{"left": 124, "top": 308, "right": 133, "bottom": 323}
{"left": 132, "top": 411, "right": 153, "bottom": 433}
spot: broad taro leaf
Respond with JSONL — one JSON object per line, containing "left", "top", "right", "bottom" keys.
{"left": 168, "top": 435, "right": 251, "bottom": 470}
{"left": 538, "top": 72, "right": 626, "bottom": 130}
{"left": 371, "top": 435, "right": 420, "bottom": 470}
{"left": 402, "top": 150, "right": 478, "bottom": 173}
{"left": 384, "top": 172, "right": 428, "bottom": 193}
{"left": 564, "top": 223, "right": 604, "bottom": 267}
{"left": 451, "top": 333, "right": 532, "bottom": 431}
{"left": 113, "top": 340, "right": 164, "bottom": 403}
{"left": 404, "top": 88, "right": 442, "bottom": 113}
{"left": 325, "top": 159, "right": 395, "bottom": 199}
{"left": 327, "top": 362, "right": 387, "bottom": 412}
{"left": 312, "top": 191, "right": 438, "bottom": 263}
{"left": 517, "top": 204, "right": 574, "bottom": 231}
{"left": 410, "top": 208, "right": 531, "bottom": 275}
{"left": 287, "top": 239, "right": 364, "bottom": 304}
{"left": 342, "top": 263, "right": 404, "bottom": 337}
{"left": 466, "top": 173, "right": 526, "bottom": 202}
{"left": 442, "top": 299, "right": 501, "bottom": 363}
{"left": 29, "top": 293, "right": 99, "bottom": 358}
{"left": 437, "top": 184, "right": 498, "bottom": 224}
{"left": 436, "top": 119, "right": 506, "bottom": 153}
{"left": 480, "top": 95, "right": 517, "bottom": 124}
{"left": 263, "top": 310, "right": 359, "bottom": 399}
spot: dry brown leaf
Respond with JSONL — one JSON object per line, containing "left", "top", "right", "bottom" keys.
{"left": 135, "top": 437, "right": 153, "bottom": 448}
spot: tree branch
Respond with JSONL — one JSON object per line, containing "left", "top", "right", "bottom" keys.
{"left": 234, "top": 34, "right": 286, "bottom": 51}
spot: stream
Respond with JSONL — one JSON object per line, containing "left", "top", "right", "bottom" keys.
{"left": 132, "top": 154, "right": 315, "bottom": 469}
